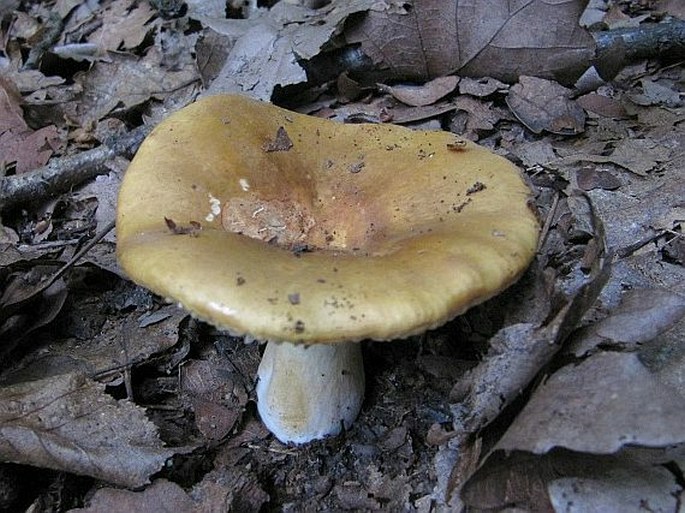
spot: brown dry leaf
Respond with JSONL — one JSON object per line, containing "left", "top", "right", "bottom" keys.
{"left": 0, "top": 276, "right": 67, "bottom": 357}
{"left": 574, "top": 167, "right": 622, "bottom": 191}
{"left": 461, "top": 452, "right": 557, "bottom": 511}
{"left": 0, "top": 125, "right": 63, "bottom": 173}
{"left": 606, "top": 138, "right": 672, "bottom": 176}
{"left": 506, "top": 76, "right": 585, "bottom": 135}
{"left": 346, "top": 0, "right": 594, "bottom": 85}
{"left": 74, "top": 49, "right": 198, "bottom": 125}
{"left": 450, "top": 95, "right": 509, "bottom": 139}
{"left": 87, "top": 0, "right": 157, "bottom": 51}
{"left": 3, "top": 305, "right": 188, "bottom": 386}
{"left": 576, "top": 92, "right": 629, "bottom": 118}
{"left": 180, "top": 358, "right": 249, "bottom": 441}
{"left": 496, "top": 352, "right": 685, "bottom": 455}
{"left": 568, "top": 289, "right": 685, "bottom": 357}
{"left": 189, "top": 465, "right": 270, "bottom": 513}
{"left": 0, "top": 77, "right": 25, "bottom": 131}
{"left": 385, "top": 101, "right": 456, "bottom": 125}
{"left": 461, "top": 451, "right": 680, "bottom": 512}
{"left": 602, "top": 4, "right": 644, "bottom": 29}
{"left": 457, "top": 76, "right": 508, "bottom": 97}
{"left": 379, "top": 75, "right": 459, "bottom": 107}
{"left": 0, "top": 372, "right": 177, "bottom": 487}
{"left": 205, "top": 0, "right": 377, "bottom": 99}
{"left": 68, "top": 479, "right": 195, "bottom": 513}
{"left": 262, "top": 126, "right": 294, "bottom": 152}
{"left": 0, "top": 77, "right": 62, "bottom": 173}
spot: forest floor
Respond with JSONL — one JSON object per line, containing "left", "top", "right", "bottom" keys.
{"left": 0, "top": 0, "right": 684, "bottom": 511}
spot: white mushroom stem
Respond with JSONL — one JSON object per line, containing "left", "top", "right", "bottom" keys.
{"left": 256, "top": 341, "right": 365, "bottom": 444}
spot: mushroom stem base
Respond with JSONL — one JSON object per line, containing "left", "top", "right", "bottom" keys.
{"left": 256, "top": 341, "right": 365, "bottom": 444}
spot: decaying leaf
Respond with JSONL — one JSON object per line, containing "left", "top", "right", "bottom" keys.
{"left": 0, "top": 77, "right": 62, "bottom": 173}
{"left": 450, "top": 95, "right": 509, "bottom": 139}
{"left": 69, "top": 479, "right": 194, "bottom": 513}
{"left": 0, "top": 276, "right": 67, "bottom": 357}
{"left": 496, "top": 351, "right": 685, "bottom": 455}
{"left": 0, "top": 372, "right": 178, "bottom": 487}
{"left": 74, "top": 49, "right": 198, "bottom": 125}
{"left": 576, "top": 92, "right": 629, "bottom": 118}
{"left": 345, "top": 0, "right": 595, "bottom": 85}
{"left": 506, "top": 76, "right": 586, "bottom": 135}
{"left": 457, "top": 76, "right": 508, "bottom": 97}
{"left": 568, "top": 288, "right": 685, "bottom": 356}
{"left": 180, "top": 358, "right": 249, "bottom": 441}
{"left": 262, "top": 126, "right": 293, "bottom": 152}
{"left": 547, "top": 459, "right": 680, "bottom": 513}
{"left": 462, "top": 451, "right": 681, "bottom": 512}
{"left": 87, "top": 0, "right": 157, "bottom": 52}
{"left": 379, "top": 75, "right": 459, "bottom": 107}
{"left": 574, "top": 167, "right": 622, "bottom": 191}
{"left": 205, "top": 0, "right": 377, "bottom": 99}
{"left": 189, "top": 465, "right": 270, "bottom": 513}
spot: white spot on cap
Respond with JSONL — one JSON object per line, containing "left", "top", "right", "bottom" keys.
{"left": 206, "top": 193, "right": 221, "bottom": 222}
{"left": 239, "top": 178, "right": 250, "bottom": 191}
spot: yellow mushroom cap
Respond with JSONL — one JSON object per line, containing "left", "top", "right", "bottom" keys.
{"left": 116, "top": 94, "right": 539, "bottom": 343}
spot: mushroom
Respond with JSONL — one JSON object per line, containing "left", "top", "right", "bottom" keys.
{"left": 116, "top": 94, "right": 539, "bottom": 444}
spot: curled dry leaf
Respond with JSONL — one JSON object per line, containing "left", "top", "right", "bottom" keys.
{"left": 379, "top": 75, "right": 459, "bottom": 107}
{"left": 547, "top": 459, "right": 680, "bottom": 513}
{"left": 0, "top": 372, "right": 178, "bottom": 487}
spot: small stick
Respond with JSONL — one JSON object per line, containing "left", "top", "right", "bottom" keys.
{"left": 0, "top": 125, "right": 151, "bottom": 212}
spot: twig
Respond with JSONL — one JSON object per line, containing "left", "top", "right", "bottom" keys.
{"left": 536, "top": 191, "right": 559, "bottom": 253}
{"left": 0, "top": 125, "right": 152, "bottom": 213}
{"left": 299, "top": 20, "right": 685, "bottom": 87}
{"left": 23, "top": 12, "right": 63, "bottom": 70}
